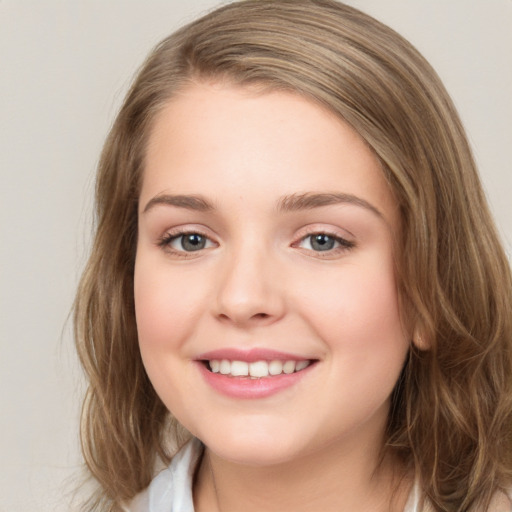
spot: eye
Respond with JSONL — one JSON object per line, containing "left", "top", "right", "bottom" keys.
{"left": 160, "top": 231, "right": 216, "bottom": 253}
{"left": 297, "top": 233, "right": 355, "bottom": 253}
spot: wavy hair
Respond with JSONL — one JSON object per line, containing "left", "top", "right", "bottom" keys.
{"left": 74, "top": 1, "right": 512, "bottom": 510}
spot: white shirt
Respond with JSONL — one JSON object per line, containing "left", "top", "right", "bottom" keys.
{"left": 123, "top": 438, "right": 424, "bottom": 512}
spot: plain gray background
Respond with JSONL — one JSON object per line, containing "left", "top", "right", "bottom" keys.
{"left": 1, "top": 1, "right": 511, "bottom": 510}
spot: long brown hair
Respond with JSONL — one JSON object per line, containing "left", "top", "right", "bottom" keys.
{"left": 74, "top": 1, "right": 512, "bottom": 510}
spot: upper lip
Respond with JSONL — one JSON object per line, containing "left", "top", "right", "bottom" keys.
{"left": 196, "top": 348, "right": 314, "bottom": 363}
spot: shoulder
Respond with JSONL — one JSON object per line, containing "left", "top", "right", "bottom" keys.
{"left": 122, "top": 489, "right": 150, "bottom": 512}
{"left": 122, "top": 437, "right": 204, "bottom": 512}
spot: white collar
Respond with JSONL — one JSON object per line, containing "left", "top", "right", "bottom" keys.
{"left": 124, "top": 437, "right": 203, "bottom": 512}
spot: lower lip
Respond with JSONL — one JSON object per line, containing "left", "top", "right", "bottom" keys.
{"left": 196, "top": 362, "right": 316, "bottom": 399}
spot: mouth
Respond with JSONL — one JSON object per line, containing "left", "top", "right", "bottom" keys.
{"left": 195, "top": 349, "right": 318, "bottom": 399}
{"left": 202, "top": 359, "right": 313, "bottom": 378}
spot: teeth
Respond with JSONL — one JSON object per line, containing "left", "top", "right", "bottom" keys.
{"left": 207, "top": 359, "right": 311, "bottom": 378}
{"left": 219, "top": 359, "right": 231, "bottom": 375}
{"left": 295, "top": 360, "right": 309, "bottom": 371}
{"left": 249, "top": 361, "right": 269, "bottom": 378}
{"left": 268, "top": 360, "right": 283, "bottom": 375}
{"left": 283, "top": 361, "right": 296, "bottom": 374}
{"left": 230, "top": 360, "right": 249, "bottom": 377}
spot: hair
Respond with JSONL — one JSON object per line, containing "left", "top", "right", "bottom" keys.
{"left": 74, "top": 1, "right": 512, "bottom": 510}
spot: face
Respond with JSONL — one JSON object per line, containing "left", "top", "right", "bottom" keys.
{"left": 135, "top": 83, "right": 409, "bottom": 467}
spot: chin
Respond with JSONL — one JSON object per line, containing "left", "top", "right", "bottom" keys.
{"left": 195, "top": 421, "right": 308, "bottom": 467}
{"left": 212, "top": 441, "right": 301, "bottom": 467}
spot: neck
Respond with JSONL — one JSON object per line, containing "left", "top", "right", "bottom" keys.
{"left": 194, "top": 431, "right": 411, "bottom": 512}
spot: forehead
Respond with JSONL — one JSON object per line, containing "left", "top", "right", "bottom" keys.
{"left": 141, "top": 82, "right": 399, "bottom": 228}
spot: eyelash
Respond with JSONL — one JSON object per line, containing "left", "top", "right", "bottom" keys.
{"left": 157, "top": 229, "right": 215, "bottom": 258}
{"left": 157, "top": 228, "right": 355, "bottom": 258}
{"left": 293, "top": 229, "right": 355, "bottom": 257}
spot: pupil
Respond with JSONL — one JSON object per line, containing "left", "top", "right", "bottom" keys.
{"left": 182, "top": 234, "right": 205, "bottom": 251}
{"left": 311, "top": 234, "right": 335, "bottom": 251}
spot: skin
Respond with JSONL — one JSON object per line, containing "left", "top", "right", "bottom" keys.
{"left": 134, "top": 82, "right": 411, "bottom": 511}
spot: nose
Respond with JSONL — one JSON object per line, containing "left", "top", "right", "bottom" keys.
{"left": 213, "top": 243, "right": 286, "bottom": 328}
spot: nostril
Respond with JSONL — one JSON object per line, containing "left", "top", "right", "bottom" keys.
{"left": 253, "top": 313, "right": 270, "bottom": 319}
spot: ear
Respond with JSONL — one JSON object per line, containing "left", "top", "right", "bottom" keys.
{"left": 412, "top": 325, "right": 430, "bottom": 351}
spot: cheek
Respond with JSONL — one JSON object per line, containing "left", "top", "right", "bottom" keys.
{"left": 134, "top": 256, "right": 205, "bottom": 353}
{"left": 133, "top": 255, "right": 210, "bottom": 415}
{"left": 296, "top": 258, "right": 406, "bottom": 355}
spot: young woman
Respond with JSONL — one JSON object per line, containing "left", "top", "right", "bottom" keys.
{"left": 74, "top": 1, "right": 512, "bottom": 510}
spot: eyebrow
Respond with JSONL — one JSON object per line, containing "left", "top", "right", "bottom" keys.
{"left": 143, "top": 194, "right": 215, "bottom": 213}
{"left": 276, "top": 192, "right": 383, "bottom": 218}
{"left": 142, "top": 191, "right": 383, "bottom": 218}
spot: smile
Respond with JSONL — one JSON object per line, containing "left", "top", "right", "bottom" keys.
{"left": 207, "top": 359, "right": 311, "bottom": 378}
{"left": 196, "top": 349, "right": 318, "bottom": 399}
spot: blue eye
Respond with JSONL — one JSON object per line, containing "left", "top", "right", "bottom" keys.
{"left": 309, "top": 234, "right": 336, "bottom": 251}
{"left": 176, "top": 233, "right": 207, "bottom": 251}
{"left": 160, "top": 232, "right": 215, "bottom": 253}
{"left": 298, "top": 233, "right": 354, "bottom": 252}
